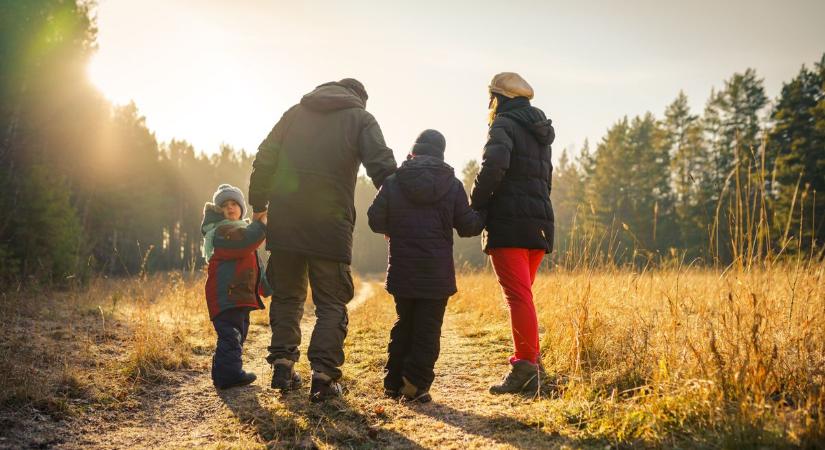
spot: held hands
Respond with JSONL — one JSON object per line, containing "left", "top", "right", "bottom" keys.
{"left": 253, "top": 210, "right": 267, "bottom": 224}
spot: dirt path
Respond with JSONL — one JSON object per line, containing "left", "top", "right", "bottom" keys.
{"left": 64, "top": 282, "right": 380, "bottom": 449}
{"left": 60, "top": 282, "right": 567, "bottom": 449}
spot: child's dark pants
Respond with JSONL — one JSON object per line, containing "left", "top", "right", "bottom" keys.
{"left": 212, "top": 307, "right": 250, "bottom": 386}
{"left": 385, "top": 297, "right": 448, "bottom": 392}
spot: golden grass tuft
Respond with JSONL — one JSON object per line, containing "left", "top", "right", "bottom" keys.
{"left": 0, "top": 273, "right": 218, "bottom": 414}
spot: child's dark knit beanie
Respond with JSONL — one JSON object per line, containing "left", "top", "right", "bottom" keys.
{"left": 411, "top": 129, "right": 446, "bottom": 160}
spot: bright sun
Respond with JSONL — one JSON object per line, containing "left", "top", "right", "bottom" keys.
{"left": 87, "top": 53, "right": 127, "bottom": 104}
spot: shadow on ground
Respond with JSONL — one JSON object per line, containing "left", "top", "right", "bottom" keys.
{"left": 218, "top": 385, "right": 425, "bottom": 449}
{"left": 406, "top": 400, "right": 598, "bottom": 450}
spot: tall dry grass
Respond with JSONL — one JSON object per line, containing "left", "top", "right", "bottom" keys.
{"left": 450, "top": 262, "right": 824, "bottom": 446}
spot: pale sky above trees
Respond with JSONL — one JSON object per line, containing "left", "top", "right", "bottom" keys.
{"left": 87, "top": 0, "right": 825, "bottom": 168}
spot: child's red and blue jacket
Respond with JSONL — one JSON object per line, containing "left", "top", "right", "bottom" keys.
{"left": 201, "top": 203, "right": 272, "bottom": 320}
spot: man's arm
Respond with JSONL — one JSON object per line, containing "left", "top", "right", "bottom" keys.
{"left": 470, "top": 120, "right": 513, "bottom": 209}
{"left": 248, "top": 106, "right": 297, "bottom": 217}
{"left": 367, "top": 180, "right": 391, "bottom": 234}
{"left": 358, "top": 113, "right": 397, "bottom": 188}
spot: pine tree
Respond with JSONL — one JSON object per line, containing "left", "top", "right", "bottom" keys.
{"left": 768, "top": 54, "right": 825, "bottom": 251}
{"left": 588, "top": 114, "right": 671, "bottom": 262}
{"left": 0, "top": 0, "right": 96, "bottom": 284}
{"left": 550, "top": 148, "right": 586, "bottom": 256}
{"left": 663, "top": 91, "right": 709, "bottom": 254}
{"left": 701, "top": 70, "right": 768, "bottom": 262}
{"left": 704, "top": 69, "right": 768, "bottom": 192}
{"left": 12, "top": 164, "right": 83, "bottom": 281}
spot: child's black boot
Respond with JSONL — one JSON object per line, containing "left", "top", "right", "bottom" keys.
{"left": 215, "top": 371, "right": 257, "bottom": 390}
{"left": 400, "top": 376, "right": 432, "bottom": 403}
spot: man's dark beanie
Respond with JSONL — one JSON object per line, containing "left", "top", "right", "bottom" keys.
{"left": 411, "top": 129, "right": 446, "bottom": 159}
{"left": 339, "top": 78, "right": 368, "bottom": 103}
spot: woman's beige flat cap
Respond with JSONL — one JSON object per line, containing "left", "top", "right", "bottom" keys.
{"left": 489, "top": 72, "right": 534, "bottom": 99}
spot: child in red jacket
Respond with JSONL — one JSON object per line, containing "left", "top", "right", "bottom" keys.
{"left": 202, "top": 184, "right": 272, "bottom": 389}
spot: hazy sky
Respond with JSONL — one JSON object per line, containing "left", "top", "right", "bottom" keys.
{"left": 88, "top": 0, "right": 825, "bottom": 169}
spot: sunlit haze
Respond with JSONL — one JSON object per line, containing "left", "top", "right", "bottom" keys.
{"left": 88, "top": 0, "right": 825, "bottom": 168}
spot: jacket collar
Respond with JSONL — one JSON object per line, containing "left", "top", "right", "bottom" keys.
{"left": 497, "top": 96, "right": 531, "bottom": 113}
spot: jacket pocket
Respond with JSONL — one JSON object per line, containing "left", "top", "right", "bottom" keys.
{"left": 229, "top": 268, "right": 256, "bottom": 302}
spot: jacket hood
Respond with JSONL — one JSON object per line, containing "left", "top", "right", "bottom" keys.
{"left": 201, "top": 202, "right": 250, "bottom": 260}
{"left": 497, "top": 100, "right": 555, "bottom": 146}
{"left": 300, "top": 82, "right": 366, "bottom": 112}
{"left": 201, "top": 202, "right": 248, "bottom": 234}
{"left": 201, "top": 202, "right": 225, "bottom": 235}
{"left": 396, "top": 156, "right": 455, "bottom": 204}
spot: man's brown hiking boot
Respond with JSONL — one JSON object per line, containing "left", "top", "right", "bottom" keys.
{"left": 270, "top": 359, "right": 302, "bottom": 392}
{"left": 489, "top": 360, "right": 541, "bottom": 395}
{"left": 309, "top": 371, "right": 344, "bottom": 403}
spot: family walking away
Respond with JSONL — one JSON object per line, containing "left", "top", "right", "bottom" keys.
{"left": 200, "top": 71, "right": 555, "bottom": 402}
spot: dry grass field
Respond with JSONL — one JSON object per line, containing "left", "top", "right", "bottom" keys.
{"left": 0, "top": 261, "right": 823, "bottom": 449}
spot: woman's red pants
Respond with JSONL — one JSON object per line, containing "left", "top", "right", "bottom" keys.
{"left": 489, "top": 247, "right": 544, "bottom": 364}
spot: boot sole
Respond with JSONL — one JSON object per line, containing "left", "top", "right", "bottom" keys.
{"left": 310, "top": 383, "right": 344, "bottom": 402}
{"left": 309, "top": 391, "right": 342, "bottom": 403}
{"left": 271, "top": 372, "right": 302, "bottom": 391}
{"left": 383, "top": 389, "right": 402, "bottom": 399}
{"left": 402, "top": 392, "right": 432, "bottom": 403}
{"left": 272, "top": 378, "right": 302, "bottom": 391}
{"left": 216, "top": 375, "right": 257, "bottom": 390}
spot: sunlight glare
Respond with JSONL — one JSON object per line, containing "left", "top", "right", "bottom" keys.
{"left": 87, "top": 53, "right": 129, "bottom": 104}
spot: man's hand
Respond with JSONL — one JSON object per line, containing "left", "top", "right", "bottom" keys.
{"left": 253, "top": 210, "right": 267, "bottom": 224}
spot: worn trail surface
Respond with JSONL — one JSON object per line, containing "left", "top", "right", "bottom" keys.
{"left": 56, "top": 281, "right": 568, "bottom": 449}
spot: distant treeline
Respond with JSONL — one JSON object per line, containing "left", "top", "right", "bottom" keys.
{"left": 1, "top": 1, "right": 822, "bottom": 285}
{"left": 548, "top": 61, "right": 824, "bottom": 267}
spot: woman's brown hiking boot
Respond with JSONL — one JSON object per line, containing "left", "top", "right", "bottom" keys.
{"left": 489, "top": 360, "right": 541, "bottom": 395}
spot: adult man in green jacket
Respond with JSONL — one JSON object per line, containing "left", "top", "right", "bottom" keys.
{"left": 248, "top": 78, "right": 396, "bottom": 401}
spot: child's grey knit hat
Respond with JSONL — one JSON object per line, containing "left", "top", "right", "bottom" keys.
{"left": 212, "top": 184, "right": 246, "bottom": 218}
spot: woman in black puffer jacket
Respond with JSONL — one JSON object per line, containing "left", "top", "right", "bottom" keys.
{"left": 470, "top": 72, "right": 555, "bottom": 395}
{"left": 368, "top": 129, "right": 484, "bottom": 402}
